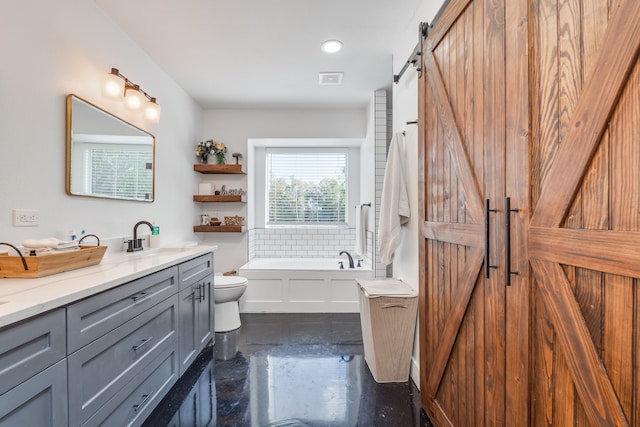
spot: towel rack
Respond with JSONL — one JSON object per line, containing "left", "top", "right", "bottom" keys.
{"left": 356, "top": 203, "right": 371, "bottom": 208}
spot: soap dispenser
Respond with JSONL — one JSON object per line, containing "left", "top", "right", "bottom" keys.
{"left": 149, "top": 225, "right": 160, "bottom": 248}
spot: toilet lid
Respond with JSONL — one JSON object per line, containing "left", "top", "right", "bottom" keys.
{"left": 214, "top": 275, "right": 248, "bottom": 288}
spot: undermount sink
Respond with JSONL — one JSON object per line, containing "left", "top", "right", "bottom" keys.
{"left": 126, "top": 247, "right": 192, "bottom": 258}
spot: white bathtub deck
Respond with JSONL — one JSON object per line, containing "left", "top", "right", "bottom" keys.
{"left": 239, "top": 258, "right": 373, "bottom": 313}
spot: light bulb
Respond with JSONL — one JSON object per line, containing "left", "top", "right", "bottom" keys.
{"left": 104, "top": 68, "right": 124, "bottom": 99}
{"left": 144, "top": 98, "right": 161, "bottom": 122}
{"left": 124, "top": 85, "right": 145, "bottom": 110}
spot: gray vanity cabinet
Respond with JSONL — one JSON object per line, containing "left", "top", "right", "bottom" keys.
{"left": 67, "top": 266, "right": 178, "bottom": 353}
{"left": 0, "top": 308, "right": 67, "bottom": 426}
{"left": 0, "top": 249, "right": 214, "bottom": 427}
{"left": 0, "top": 359, "right": 68, "bottom": 426}
{"left": 178, "top": 253, "right": 214, "bottom": 375}
{"left": 0, "top": 308, "right": 66, "bottom": 395}
{"left": 81, "top": 344, "right": 178, "bottom": 426}
{"left": 68, "top": 295, "right": 179, "bottom": 426}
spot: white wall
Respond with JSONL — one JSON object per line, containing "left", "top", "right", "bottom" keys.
{"left": 201, "top": 109, "right": 368, "bottom": 272}
{"left": 391, "top": 0, "right": 445, "bottom": 388}
{"left": 0, "top": 0, "right": 202, "bottom": 249}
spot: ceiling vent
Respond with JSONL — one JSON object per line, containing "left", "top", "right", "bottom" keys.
{"left": 319, "top": 72, "right": 344, "bottom": 85}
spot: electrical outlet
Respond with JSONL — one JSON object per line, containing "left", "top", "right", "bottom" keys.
{"left": 13, "top": 209, "right": 39, "bottom": 227}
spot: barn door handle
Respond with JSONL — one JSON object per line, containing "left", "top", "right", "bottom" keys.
{"left": 484, "top": 199, "right": 498, "bottom": 278}
{"left": 504, "top": 197, "right": 519, "bottom": 286}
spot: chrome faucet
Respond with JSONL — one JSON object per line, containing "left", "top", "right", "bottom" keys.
{"left": 339, "top": 250, "right": 354, "bottom": 269}
{"left": 127, "top": 221, "right": 153, "bottom": 252}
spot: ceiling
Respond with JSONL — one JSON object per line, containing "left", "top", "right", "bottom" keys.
{"left": 95, "top": 0, "right": 423, "bottom": 109}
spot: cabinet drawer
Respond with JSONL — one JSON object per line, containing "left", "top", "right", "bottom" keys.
{"left": 82, "top": 345, "right": 178, "bottom": 427}
{"left": 68, "top": 266, "right": 178, "bottom": 352}
{"left": 68, "top": 295, "right": 178, "bottom": 426}
{"left": 178, "top": 253, "right": 213, "bottom": 289}
{"left": 0, "top": 308, "right": 65, "bottom": 395}
{"left": 0, "top": 359, "right": 68, "bottom": 426}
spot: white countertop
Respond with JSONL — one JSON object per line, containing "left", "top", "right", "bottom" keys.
{"left": 0, "top": 245, "right": 217, "bottom": 329}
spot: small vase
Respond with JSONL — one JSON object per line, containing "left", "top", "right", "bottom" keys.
{"left": 216, "top": 153, "right": 226, "bottom": 165}
{"left": 200, "top": 155, "right": 208, "bottom": 164}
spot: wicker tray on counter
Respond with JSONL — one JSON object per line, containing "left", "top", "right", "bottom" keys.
{"left": 0, "top": 246, "right": 107, "bottom": 278}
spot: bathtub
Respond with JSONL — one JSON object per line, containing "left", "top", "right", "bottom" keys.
{"left": 238, "top": 258, "right": 373, "bottom": 313}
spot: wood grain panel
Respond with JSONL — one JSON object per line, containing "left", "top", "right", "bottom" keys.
{"left": 426, "top": 248, "right": 484, "bottom": 399}
{"left": 532, "top": 291, "right": 555, "bottom": 426}
{"left": 607, "top": 57, "right": 640, "bottom": 423}
{"left": 529, "top": 227, "right": 640, "bottom": 279}
{"left": 530, "top": 0, "right": 560, "bottom": 209}
{"left": 471, "top": 2, "right": 486, "bottom": 422}
{"left": 531, "top": 258, "right": 629, "bottom": 426}
{"left": 482, "top": 0, "right": 507, "bottom": 423}
{"left": 424, "top": 51, "right": 484, "bottom": 224}
{"left": 530, "top": 0, "right": 640, "bottom": 228}
{"left": 503, "top": 0, "right": 529, "bottom": 423}
{"left": 422, "top": 222, "right": 482, "bottom": 247}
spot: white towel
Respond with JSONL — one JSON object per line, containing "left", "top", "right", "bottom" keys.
{"left": 378, "top": 132, "right": 410, "bottom": 266}
{"left": 354, "top": 205, "right": 367, "bottom": 257}
{"left": 22, "top": 237, "right": 79, "bottom": 250}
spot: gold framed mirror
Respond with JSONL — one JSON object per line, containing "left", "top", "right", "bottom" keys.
{"left": 65, "top": 94, "right": 155, "bottom": 202}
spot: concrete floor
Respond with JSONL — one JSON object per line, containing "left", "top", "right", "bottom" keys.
{"left": 143, "top": 313, "right": 433, "bottom": 426}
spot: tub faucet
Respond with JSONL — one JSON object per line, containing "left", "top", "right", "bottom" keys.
{"left": 127, "top": 221, "right": 153, "bottom": 252}
{"left": 339, "top": 250, "right": 354, "bottom": 269}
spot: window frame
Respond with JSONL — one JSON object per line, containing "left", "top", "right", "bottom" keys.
{"left": 250, "top": 139, "right": 361, "bottom": 230}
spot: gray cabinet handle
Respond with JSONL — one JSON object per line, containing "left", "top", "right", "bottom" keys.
{"left": 132, "top": 336, "right": 153, "bottom": 352}
{"left": 131, "top": 291, "right": 149, "bottom": 302}
{"left": 132, "top": 392, "right": 152, "bottom": 412}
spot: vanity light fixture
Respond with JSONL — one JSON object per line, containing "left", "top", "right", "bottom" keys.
{"left": 124, "top": 84, "right": 145, "bottom": 110}
{"left": 321, "top": 40, "right": 343, "bottom": 54}
{"left": 104, "top": 68, "right": 161, "bottom": 122}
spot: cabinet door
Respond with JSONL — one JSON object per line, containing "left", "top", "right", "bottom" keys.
{"left": 196, "top": 276, "right": 214, "bottom": 351}
{"left": 0, "top": 308, "right": 66, "bottom": 395}
{"left": 419, "top": 0, "right": 528, "bottom": 425}
{"left": 68, "top": 266, "right": 178, "bottom": 352}
{"left": 0, "top": 359, "right": 68, "bottom": 426}
{"left": 178, "top": 284, "right": 199, "bottom": 375}
{"left": 178, "top": 253, "right": 213, "bottom": 290}
{"left": 68, "top": 295, "right": 178, "bottom": 426}
{"left": 528, "top": 1, "right": 640, "bottom": 425}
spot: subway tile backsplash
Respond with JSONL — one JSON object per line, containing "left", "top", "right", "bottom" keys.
{"left": 249, "top": 228, "right": 373, "bottom": 261}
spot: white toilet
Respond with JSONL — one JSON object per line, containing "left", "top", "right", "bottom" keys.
{"left": 213, "top": 275, "right": 248, "bottom": 332}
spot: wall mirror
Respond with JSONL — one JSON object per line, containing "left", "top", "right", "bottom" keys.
{"left": 66, "top": 94, "right": 155, "bottom": 202}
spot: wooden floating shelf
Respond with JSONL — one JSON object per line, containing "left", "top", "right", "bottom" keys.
{"left": 193, "top": 225, "right": 246, "bottom": 233}
{"left": 192, "top": 195, "right": 245, "bottom": 202}
{"left": 193, "top": 164, "right": 245, "bottom": 174}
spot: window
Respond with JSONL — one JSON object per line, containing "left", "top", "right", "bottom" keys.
{"left": 266, "top": 148, "right": 347, "bottom": 225}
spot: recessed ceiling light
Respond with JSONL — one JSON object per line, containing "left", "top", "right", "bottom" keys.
{"left": 321, "top": 40, "right": 343, "bottom": 54}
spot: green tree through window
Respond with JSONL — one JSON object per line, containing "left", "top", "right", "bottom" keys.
{"left": 267, "top": 150, "right": 347, "bottom": 225}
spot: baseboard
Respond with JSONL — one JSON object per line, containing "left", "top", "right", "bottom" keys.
{"left": 409, "top": 355, "right": 420, "bottom": 390}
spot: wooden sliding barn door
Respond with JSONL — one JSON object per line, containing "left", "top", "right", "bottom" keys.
{"left": 419, "top": 0, "right": 640, "bottom": 425}
{"left": 418, "top": 0, "right": 529, "bottom": 425}
{"left": 528, "top": 0, "right": 640, "bottom": 425}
